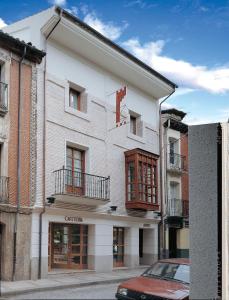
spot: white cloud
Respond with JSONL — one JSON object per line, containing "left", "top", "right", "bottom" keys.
{"left": 124, "top": 0, "right": 157, "bottom": 9}
{"left": 83, "top": 13, "right": 127, "bottom": 41}
{"left": 122, "top": 38, "right": 229, "bottom": 94}
{"left": 0, "top": 18, "right": 7, "bottom": 29}
{"left": 161, "top": 102, "right": 173, "bottom": 110}
{"left": 185, "top": 116, "right": 215, "bottom": 125}
{"left": 49, "top": 0, "right": 66, "bottom": 6}
{"left": 65, "top": 6, "right": 78, "bottom": 15}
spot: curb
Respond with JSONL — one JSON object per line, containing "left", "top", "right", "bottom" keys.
{"left": 1, "top": 276, "right": 135, "bottom": 297}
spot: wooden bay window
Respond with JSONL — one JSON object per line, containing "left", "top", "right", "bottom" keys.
{"left": 125, "top": 148, "right": 159, "bottom": 210}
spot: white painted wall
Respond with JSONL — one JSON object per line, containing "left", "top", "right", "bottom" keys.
{"left": 43, "top": 39, "right": 160, "bottom": 219}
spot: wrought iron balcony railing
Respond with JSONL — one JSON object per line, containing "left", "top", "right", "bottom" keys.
{"left": 168, "top": 153, "right": 186, "bottom": 172}
{"left": 167, "top": 198, "right": 189, "bottom": 218}
{"left": 53, "top": 168, "right": 110, "bottom": 201}
{"left": 0, "top": 176, "right": 9, "bottom": 204}
{"left": 0, "top": 81, "right": 8, "bottom": 116}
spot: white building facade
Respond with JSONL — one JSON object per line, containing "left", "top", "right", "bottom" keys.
{"left": 5, "top": 6, "right": 176, "bottom": 279}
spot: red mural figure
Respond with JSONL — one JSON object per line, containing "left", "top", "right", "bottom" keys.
{"left": 116, "top": 86, "right": 127, "bottom": 127}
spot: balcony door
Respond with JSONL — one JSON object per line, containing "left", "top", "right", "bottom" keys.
{"left": 51, "top": 223, "right": 88, "bottom": 269}
{"left": 66, "top": 147, "right": 85, "bottom": 196}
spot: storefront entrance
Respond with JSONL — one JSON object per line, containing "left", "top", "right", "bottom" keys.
{"left": 49, "top": 223, "right": 88, "bottom": 269}
{"left": 113, "top": 227, "right": 124, "bottom": 267}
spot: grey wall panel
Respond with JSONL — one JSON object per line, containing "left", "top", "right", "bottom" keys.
{"left": 189, "top": 124, "right": 218, "bottom": 299}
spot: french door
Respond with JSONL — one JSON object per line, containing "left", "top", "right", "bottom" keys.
{"left": 51, "top": 223, "right": 88, "bottom": 269}
{"left": 113, "top": 227, "right": 125, "bottom": 267}
{"left": 66, "top": 147, "right": 85, "bottom": 196}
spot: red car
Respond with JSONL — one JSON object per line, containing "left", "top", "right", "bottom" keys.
{"left": 116, "top": 258, "right": 190, "bottom": 300}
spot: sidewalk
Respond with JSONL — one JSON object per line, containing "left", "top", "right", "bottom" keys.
{"left": 0, "top": 266, "right": 147, "bottom": 297}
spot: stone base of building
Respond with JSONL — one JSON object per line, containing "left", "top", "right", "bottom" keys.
{"left": 0, "top": 210, "right": 32, "bottom": 281}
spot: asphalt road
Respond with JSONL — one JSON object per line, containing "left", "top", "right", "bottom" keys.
{"left": 7, "top": 282, "right": 120, "bottom": 299}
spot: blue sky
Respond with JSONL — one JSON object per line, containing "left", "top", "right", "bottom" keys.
{"left": 1, "top": 0, "right": 229, "bottom": 124}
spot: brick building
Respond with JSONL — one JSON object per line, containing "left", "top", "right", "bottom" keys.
{"left": 4, "top": 6, "right": 177, "bottom": 279}
{"left": 0, "top": 31, "right": 45, "bottom": 281}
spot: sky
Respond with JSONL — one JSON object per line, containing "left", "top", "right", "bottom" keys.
{"left": 0, "top": 0, "right": 229, "bottom": 125}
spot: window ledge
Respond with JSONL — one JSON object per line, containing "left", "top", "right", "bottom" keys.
{"left": 65, "top": 106, "right": 90, "bottom": 122}
{"left": 127, "top": 132, "right": 145, "bottom": 144}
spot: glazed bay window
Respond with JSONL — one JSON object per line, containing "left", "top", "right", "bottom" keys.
{"left": 125, "top": 148, "right": 159, "bottom": 210}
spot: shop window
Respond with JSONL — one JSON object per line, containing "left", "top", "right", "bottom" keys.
{"left": 125, "top": 148, "right": 159, "bottom": 210}
{"left": 50, "top": 223, "right": 88, "bottom": 269}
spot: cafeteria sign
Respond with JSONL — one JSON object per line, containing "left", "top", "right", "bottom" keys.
{"left": 65, "top": 216, "right": 83, "bottom": 222}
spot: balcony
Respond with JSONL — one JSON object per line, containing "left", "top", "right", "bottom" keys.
{"left": 168, "top": 153, "right": 186, "bottom": 173}
{"left": 167, "top": 198, "right": 189, "bottom": 218}
{"left": 53, "top": 168, "right": 110, "bottom": 205}
{"left": 0, "top": 176, "right": 9, "bottom": 204}
{"left": 0, "top": 81, "right": 8, "bottom": 116}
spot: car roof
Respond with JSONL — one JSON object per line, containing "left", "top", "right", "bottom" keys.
{"left": 158, "top": 258, "right": 190, "bottom": 265}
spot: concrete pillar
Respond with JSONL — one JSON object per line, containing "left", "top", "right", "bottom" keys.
{"left": 124, "top": 227, "right": 139, "bottom": 268}
{"left": 88, "top": 223, "right": 113, "bottom": 272}
{"left": 30, "top": 212, "right": 48, "bottom": 280}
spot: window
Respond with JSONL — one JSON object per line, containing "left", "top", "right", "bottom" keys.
{"left": 66, "top": 147, "right": 85, "bottom": 191}
{"left": 69, "top": 88, "right": 81, "bottom": 111}
{"left": 0, "top": 63, "right": 8, "bottom": 115}
{"left": 129, "top": 111, "right": 143, "bottom": 137}
{"left": 130, "top": 115, "right": 137, "bottom": 135}
{"left": 125, "top": 149, "right": 159, "bottom": 210}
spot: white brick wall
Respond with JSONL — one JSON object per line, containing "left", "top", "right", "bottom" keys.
{"left": 36, "top": 40, "right": 161, "bottom": 220}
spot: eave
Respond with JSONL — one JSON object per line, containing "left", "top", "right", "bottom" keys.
{"left": 41, "top": 9, "right": 177, "bottom": 99}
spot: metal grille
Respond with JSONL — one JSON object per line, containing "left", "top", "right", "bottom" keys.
{"left": 167, "top": 198, "right": 189, "bottom": 217}
{"left": 53, "top": 168, "right": 110, "bottom": 200}
{"left": 169, "top": 153, "right": 186, "bottom": 171}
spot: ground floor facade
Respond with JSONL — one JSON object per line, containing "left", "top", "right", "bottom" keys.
{"left": 30, "top": 207, "right": 159, "bottom": 279}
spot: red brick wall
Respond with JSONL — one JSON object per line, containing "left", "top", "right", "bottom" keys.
{"left": 8, "top": 59, "right": 32, "bottom": 207}
{"left": 181, "top": 133, "right": 189, "bottom": 201}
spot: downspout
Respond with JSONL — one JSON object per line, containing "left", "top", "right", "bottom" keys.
{"left": 12, "top": 45, "right": 27, "bottom": 281}
{"left": 38, "top": 8, "right": 63, "bottom": 279}
{"left": 158, "top": 89, "right": 175, "bottom": 260}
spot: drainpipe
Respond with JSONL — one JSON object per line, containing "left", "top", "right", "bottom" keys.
{"left": 158, "top": 89, "right": 175, "bottom": 260}
{"left": 12, "top": 45, "right": 27, "bottom": 281}
{"left": 38, "top": 8, "right": 63, "bottom": 279}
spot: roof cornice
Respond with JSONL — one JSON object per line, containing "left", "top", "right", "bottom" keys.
{"left": 54, "top": 6, "right": 177, "bottom": 90}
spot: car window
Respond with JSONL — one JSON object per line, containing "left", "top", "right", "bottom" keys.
{"left": 173, "top": 264, "right": 190, "bottom": 284}
{"left": 143, "top": 262, "right": 190, "bottom": 284}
